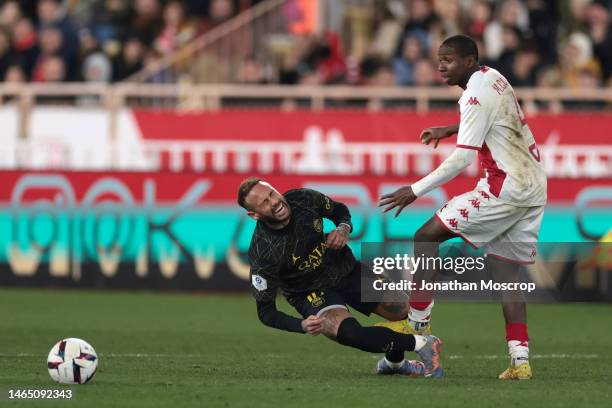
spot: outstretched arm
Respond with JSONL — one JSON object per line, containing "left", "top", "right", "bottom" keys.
{"left": 256, "top": 300, "right": 306, "bottom": 333}
{"left": 380, "top": 88, "right": 493, "bottom": 216}
{"left": 412, "top": 147, "right": 477, "bottom": 196}
{"left": 378, "top": 148, "right": 477, "bottom": 216}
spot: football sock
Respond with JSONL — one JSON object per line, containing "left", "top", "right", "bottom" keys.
{"left": 385, "top": 350, "right": 405, "bottom": 364}
{"left": 505, "top": 323, "right": 529, "bottom": 366}
{"left": 384, "top": 357, "right": 404, "bottom": 369}
{"left": 413, "top": 335, "right": 427, "bottom": 352}
{"left": 336, "top": 317, "right": 417, "bottom": 353}
{"left": 408, "top": 300, "right": 434, "bottom": 323}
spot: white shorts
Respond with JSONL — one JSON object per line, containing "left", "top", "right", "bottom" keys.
{"left": 435, "top": 189, "right": 544, "bottom": 264}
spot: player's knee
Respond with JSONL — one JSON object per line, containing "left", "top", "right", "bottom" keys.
{"left": 415, "top": 217, "right": 455, "bottom": 244}
{"left": 335, "top": 317, "right": 363, "bottom": 346}
{"left": 385, "top": 310, "right": 408, "bottom": 322}
{"left": 375, "top": 302, "right": 408, "bottom": 321}
{"left": 319, "top": 308, "right": 352, "bottom": 339}
{"left": 414, "top": 224, "right": 434, "bottom": 243}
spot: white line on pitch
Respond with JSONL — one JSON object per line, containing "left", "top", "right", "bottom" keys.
{"left": 0, "top": 353, "right": 602, "bottom": 359}
{"left": 446, "top": 354, "right": 600, "bottom": 360}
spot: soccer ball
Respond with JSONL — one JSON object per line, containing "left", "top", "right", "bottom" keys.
{"left": 47, "top": 338, "right": 98, "bottom": 384}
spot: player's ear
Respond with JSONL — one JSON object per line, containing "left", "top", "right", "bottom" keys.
{"left": 247, "top": 211, "right": 259, "bottom": 221}
{"left": 467, "top": 55, "right": 477, "bottom": 68}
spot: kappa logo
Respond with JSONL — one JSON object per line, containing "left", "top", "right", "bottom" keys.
{"left": 307, "top": 291, "right": 325, "bottom": 307}
{"left": 466, "top": 97, "right": 480, "bottom": 106}
{"left": 447, "top": 218, "right": 459, "bottom": 229}
{"left": 479, "top": 191, "right": 491, "bottom": 200}
{"left": 459, "top": 208, "right": 469, "bottom": 221}
{"left": 313, "top": 218, "right": 322, "bottom": 233}
{"left": 531, "top": 248, "right": 537, "bottom": 258}
{"left": 469, "top": 198, "right": 481, "bottom": 211}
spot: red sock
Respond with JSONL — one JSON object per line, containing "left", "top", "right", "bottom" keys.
{"left": 505, "top": 323, "right": 529, "bottom": 345}
{"left": 409, "top": 286, "right": 433, "bottom": 309}
{"left": 409, "top": 301, "right": 432, "bottom": 311}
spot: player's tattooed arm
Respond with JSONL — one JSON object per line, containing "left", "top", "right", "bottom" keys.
{"left": 326, "top": 222, "right": 350, "bottom": 249}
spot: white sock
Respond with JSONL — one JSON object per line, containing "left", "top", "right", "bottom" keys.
{"left": 408, "top": 301, "right": 434, "bottom": 323}
{"left": 508, "top": 340, "right": 529, "bottom": 366}
{"left": 413, "top": 335, "right": 427, "bottom": 352}
{"left": 385, "top": 357, "right": 405, "bottom": 369}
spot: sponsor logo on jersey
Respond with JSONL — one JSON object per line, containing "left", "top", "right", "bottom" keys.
{"left": 307, "top": 291, "right": 325, "bottom": 307}
{"left": 292, "top": 242, "right": 327, "bottom": 271}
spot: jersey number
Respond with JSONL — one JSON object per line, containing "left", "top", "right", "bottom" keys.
{"left": 529, "top": 143, "right": 541, "bottom": 162}
{"left": 513, "top": 91, "right": 538, "bottom": 161}
{"left": 512, "top": 91, "right": 527, "bottom": 126}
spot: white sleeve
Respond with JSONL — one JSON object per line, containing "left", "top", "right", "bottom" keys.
{"left": 411, "top": 148, "right": 477, "bottom": 197}
{"left": 456, "top": 90, "right": 494, "bottom": 150}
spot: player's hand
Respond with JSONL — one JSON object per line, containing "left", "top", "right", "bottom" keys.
{"left": 326, "top": 224, "right": 350, "bottom": 250}
{"left": 378, "top": 186, "right": 417, "bottom": 217}
{"left": 301, "top": 315, "right": 324, "bottom": 335}
{"left": 420, "top": 126, "right": 452, "bottom": 148}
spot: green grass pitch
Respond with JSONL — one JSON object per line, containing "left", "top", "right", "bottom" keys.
{"left": 1, "top": 288, "right": 611, "bottom": 407}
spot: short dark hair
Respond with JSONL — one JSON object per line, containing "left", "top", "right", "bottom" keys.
{"left": 441, "top": 35, "right": 479, "bottom": 62}
{"left": 237, "top": 177, "right": 261, "bottom": 210}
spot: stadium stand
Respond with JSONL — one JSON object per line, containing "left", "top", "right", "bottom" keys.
{"left": 0, "top": 0, "right": 610, "bottom": 87}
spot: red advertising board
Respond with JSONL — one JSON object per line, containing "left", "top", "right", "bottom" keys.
{"left": 132, "top": 110, "right": 611, "bottom": 145}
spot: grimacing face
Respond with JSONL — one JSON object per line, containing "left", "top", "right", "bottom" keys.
{"left": 244, "top": 182, "right": 291, "bottom": 225}
{"left": 437, "top": 45, "right": 475, "bottom": 87}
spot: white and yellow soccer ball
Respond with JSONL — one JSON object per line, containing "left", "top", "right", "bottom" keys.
{"left": 47, "top": 338, "right": 98, "bottom": 384}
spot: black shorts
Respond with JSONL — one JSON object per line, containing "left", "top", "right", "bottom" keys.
{"left": 288, "top": 262, "right": 379, "bottom": 318}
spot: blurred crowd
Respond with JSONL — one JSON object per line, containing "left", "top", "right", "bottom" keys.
{"left": 270, "top": 0, "right": 612, "bottom": 88}
{"left": 1, "top": 0, "right": 612, "bottom": 88}
{"left": 0, "top": 0, "right": 251, "bottom": 83}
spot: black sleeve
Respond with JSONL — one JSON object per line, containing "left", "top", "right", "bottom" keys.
{"left": 248, "top": 235, "right": 281, "bottom": 303}
{"left": 301, "top": 189, "right": 353, "bottom": 232}
{"left": 329, "top": 200, "right": 353, "bottom": 232}
{"left": 256, "top": 300, "right": 305, "bottom": 333}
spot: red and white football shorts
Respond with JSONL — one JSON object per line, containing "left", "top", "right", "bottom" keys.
{"left": 435, "top": 189, "right": 544, "bottom": 264}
